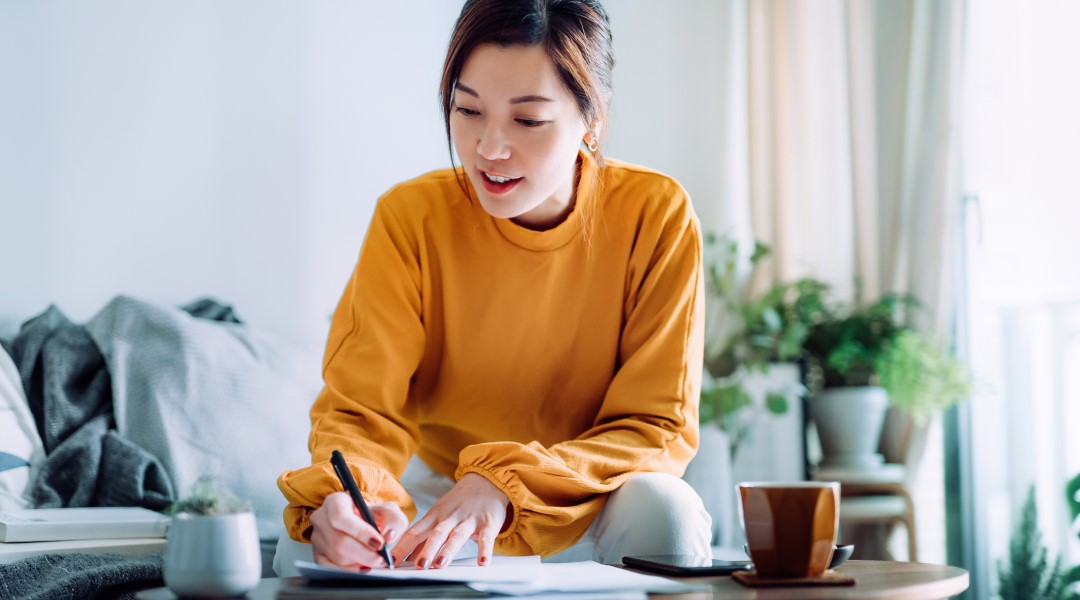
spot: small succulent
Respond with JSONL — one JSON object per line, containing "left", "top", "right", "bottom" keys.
{"left": 166, "top": 477, "right": 252, "bottom": 516}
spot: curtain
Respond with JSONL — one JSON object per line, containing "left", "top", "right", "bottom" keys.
{"left": 723, "top": 0, "right": 968, "bottom": 568}
{"left": 744, "top": 0, "right": 966, "bottom": 331}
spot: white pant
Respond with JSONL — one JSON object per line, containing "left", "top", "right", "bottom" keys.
{"left": 274, "top": 456, "right": 712, "bottom": 576}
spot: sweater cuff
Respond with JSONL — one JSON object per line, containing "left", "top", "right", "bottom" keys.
{"left": 277, "top": 457, "right": 417, "bottom": 543}
{"left": 456, "top": 464, "right": 523, "bottom": 541}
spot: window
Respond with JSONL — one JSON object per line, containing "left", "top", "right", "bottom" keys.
{"left": 961, "top": 0, "right": 1080, "bottom": 596}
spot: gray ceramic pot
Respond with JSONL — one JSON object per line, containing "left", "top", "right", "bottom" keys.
{"left": 164, "top": 511, "right": 261, "bottom": 597}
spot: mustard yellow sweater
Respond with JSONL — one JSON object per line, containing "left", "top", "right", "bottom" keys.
{"left": 277, "top": 151, "right": 704, "bottom": 557}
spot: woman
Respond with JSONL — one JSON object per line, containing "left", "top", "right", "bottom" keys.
{"left": 275, "top": 0, "right": 711, "bottom": 574}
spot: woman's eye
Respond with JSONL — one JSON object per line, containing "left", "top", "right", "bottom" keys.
{"left": 517, "top": 118, "right": 549, "bottom": 128}
{"left": 455, "top": 106, "right": 479, "bottom": 117}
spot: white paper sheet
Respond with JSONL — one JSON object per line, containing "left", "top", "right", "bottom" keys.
{"left": 389, "top": 593, "right": 647, "bottom": 600}
{"left": 467, "top": 561, "right": 712, "bottom": 596}
{"left": 295, "top": 554, "right": 541, "bottom": 584}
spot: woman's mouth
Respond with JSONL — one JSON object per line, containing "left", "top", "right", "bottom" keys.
{"left": 479, "top": 170, "right": 523, "bottom": 195}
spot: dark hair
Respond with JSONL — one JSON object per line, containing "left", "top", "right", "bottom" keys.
{"left": 440, "top": 0, "right": 615, "bottom": 194}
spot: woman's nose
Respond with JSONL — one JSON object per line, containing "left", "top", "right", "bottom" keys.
{"left": 476, "top": 126, "right": 510, "bottom": 161}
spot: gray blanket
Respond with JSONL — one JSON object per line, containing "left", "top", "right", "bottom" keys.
{"left": 0, "top": 553, "right": 163, "bottom": 600}
{"left": 84, "top": 295, "right": 318, "bottom": 539}
{"left": 8, "top": 305, "right": 175, "bottom": 509}
{"left": 7, "top": 299, "right": 243, "bottom": 510}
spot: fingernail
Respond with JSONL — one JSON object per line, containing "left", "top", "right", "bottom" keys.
{"left": 368, "top": 537, "right": 383, "bottom": 550}
{"left": 384, "top": 529, "right": 397, "bottom": 543}
{"left": 479, "top": 555, "right": 488, "bottom": 566}
{"left": 433, "top": 555, "right": 447, "bottom": 568}
{"left": 417, "top": 557, "right": 428, "bottom": 569}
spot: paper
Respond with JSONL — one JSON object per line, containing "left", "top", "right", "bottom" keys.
{"left": 295, "top": 556, "right": 709, "bottom": 596}
{"left": 295, "top": 554, "right": 541, "bottom": 584}
{"left": 468, "top": 561, "right": 712, "bottom": 596}
{"left": 391, "top": 593, "right": 646, "bottom": 600}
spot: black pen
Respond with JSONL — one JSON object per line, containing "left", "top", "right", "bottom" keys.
{"left": 330, "top": 449, "right": 394, "bottom": 569}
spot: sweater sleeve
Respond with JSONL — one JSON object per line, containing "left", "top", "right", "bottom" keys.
{"left": 277, "top": 198, "right": 425, "bottom": 542}
{"left": 457, "top": 194, "right": 705, "bottom": 557}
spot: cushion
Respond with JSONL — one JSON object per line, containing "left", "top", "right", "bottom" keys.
{"left": 0, "top": 345, "right": 46, "bottom": 510}
{"left": 85, "top": 296, "right": 321, "bottom": 539}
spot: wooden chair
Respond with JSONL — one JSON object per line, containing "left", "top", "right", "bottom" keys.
{"left": 812, "top": 407, "right": 926, "bottom": 561}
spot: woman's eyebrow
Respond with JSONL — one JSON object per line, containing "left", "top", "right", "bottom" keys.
{"left": 455, "top": 83, "right": 479, "bottom": 97}
{"left": 454, "top": 83, "right": 553, "bottom": 104}
{"left": 509, "top": 94, "right": 553, "bottom": 105}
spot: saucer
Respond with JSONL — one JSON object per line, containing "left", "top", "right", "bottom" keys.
{"left": 830, "top": 544, "right": 855, "bottom": 568}
{"left": 740, "top": 543, "right": 855, "bottom": 569}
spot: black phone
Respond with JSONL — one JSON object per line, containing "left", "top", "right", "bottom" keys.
{"left": 621, "top": 554, "right": 754, "bottom": 576}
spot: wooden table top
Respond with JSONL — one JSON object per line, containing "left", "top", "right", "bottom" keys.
{"left": 138, "top": 559, "right": 969, "bottom": 600}
{"left": 668, "top": 560, "right": 969, "bottom": 599}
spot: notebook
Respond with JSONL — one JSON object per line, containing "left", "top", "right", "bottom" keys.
{"left": 0, "top": 507, "right": 168, "bottom": 542}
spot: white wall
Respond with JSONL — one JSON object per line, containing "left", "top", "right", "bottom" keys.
{"left": 0, "top": 1, "right": 735, "bottom": 349}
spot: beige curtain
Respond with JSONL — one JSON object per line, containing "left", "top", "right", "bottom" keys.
{"left": 744, "top": 0, "right": 966, "bottom": 331}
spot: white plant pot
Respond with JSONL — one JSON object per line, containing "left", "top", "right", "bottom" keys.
{"left": 164, "top": 511, "right": 261, "bottom": 598}
{"left": 808, "top": 386, "right": 889, "bottom": 471}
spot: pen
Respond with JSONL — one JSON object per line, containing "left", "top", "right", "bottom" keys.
{"left": 330, "top": 449, "right": 394, "bottom": 569}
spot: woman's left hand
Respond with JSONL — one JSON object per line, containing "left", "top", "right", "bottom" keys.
{"left": 391, "top": 472, "right": 509, "bottom": 569}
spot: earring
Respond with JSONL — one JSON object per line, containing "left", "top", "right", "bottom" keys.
{"left": 586, "top": 137, "right": 598, "bottom": 153}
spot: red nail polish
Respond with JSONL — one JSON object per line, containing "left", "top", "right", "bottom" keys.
{"left": 433, "top": 556, "right": 447, "bottom": 568}
{"left": 417, "top": 557, "right": 427, "bottom": 569}
{"left": 479, "top": 555, "right": 488, "bottom": 566}
{"left": 369, "top": 537, "right": 382, "bottom": 550}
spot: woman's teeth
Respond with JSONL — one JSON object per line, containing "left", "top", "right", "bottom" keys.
{"left": 485, "top": 172, "right": 514, "bottom": 183}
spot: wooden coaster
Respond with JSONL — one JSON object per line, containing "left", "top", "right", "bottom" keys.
{"left": 733, "top": 570, "right": 856, "bottom": 587}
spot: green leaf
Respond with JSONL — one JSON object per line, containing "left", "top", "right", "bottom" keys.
{"left": 717, "top": 386, "right": 753, "bottom": 416}
{"left": 1067, "top": 472, "right": 1080, "bottom": 522}
{"left": 761, "top": 307, "right": 781, "bottom": 332}
{"left": 699, "top": 387, "right": 720, "bottom": 424}
{"left": 1063, "top": 564, "right": 1080, "bottom": 599}
{"left": 765, "top": 392, "right": 789, "bottom": 415}
{"left": 876, "top": 330, "right": 972, "bottom": 422}
{"left": 750, "top": 241, "right": 771, "bottom": 264}
{"left": 997, "top": 485, "right": 1066, "bottom": 599}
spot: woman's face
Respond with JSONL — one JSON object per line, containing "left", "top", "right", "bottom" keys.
{"left": 451, "top": 43, "right": 591, "bottom": 229}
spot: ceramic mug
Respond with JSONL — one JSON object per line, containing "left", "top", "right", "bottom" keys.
{"left": 738, "top": 481, "right": 840, "bottom": 578}
{"left": 163, "top": 511, "right": 261, "bottom": 597}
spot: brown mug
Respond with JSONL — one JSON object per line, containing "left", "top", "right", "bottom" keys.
{"left": 738, "top": 481, "right": 840, "bottom": 578}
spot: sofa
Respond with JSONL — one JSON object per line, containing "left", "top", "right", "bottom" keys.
{"left": 1, "top": 296, "right": 319, "bottom": 578}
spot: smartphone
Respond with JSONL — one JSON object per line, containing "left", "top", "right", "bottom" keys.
{"left": 621, "top": 554, "right": 753, "bottom": 576}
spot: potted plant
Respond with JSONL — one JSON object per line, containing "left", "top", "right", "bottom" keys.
{"left": 801, "top": 292, "right": 972, "bottom": 471}
{"left": 163, "top": 477, "right": 261, "bottom": 598}
{"left": 997, "top": 485, "right": 1066, "bottom": 599}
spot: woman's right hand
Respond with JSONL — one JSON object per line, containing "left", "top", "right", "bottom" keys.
{"left": 309, "top": 491, "right": 409, "bottom": 570}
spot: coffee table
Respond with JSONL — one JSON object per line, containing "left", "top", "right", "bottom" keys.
{"left": 673, "top": 560, "right": 969, "bottom": 599}
{"left": 137, "top": 559, "right": 968, "bottom": 599}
